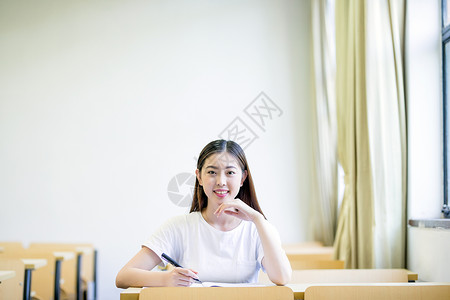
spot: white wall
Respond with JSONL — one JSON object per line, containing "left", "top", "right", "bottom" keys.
{"left": 406, "top": 0, "right": 443, "bottom": 220}
{"left": 0, "top": 1, "right": 312, "bottom": 298}
{"left": 407, "top": 227, "right": 450, "bottom": 282}
{"left": 406, "top": 0, "right": 450, "bottom": 282}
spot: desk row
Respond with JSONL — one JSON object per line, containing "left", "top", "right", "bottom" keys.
{"left": 120, "top": 282, "right": 450, "bottom": 300}
{"left": 0, "top": 242, "right": 97, "bottom": 300}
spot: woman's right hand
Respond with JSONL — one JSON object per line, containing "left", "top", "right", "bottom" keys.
{"left": 164, "top": 267, "right": 200, "bottom": 287}
{"left": 116, "top": 247, "right": 201, "bottom": 288}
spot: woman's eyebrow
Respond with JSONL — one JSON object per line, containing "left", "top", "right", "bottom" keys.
{"left": 205, "top": 165, "right": 237, "bottom": 169}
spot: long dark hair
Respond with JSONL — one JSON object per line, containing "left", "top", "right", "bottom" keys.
{"left": 190, "top": 139, "right": 265, "bottom": 218}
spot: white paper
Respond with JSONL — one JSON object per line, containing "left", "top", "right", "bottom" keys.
{"left": 191, "top": 282, "right": 266, "bottom": 287}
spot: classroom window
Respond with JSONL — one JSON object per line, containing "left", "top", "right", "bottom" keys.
{"left": 442, "top": 0, "right": 450, "bottom": 218}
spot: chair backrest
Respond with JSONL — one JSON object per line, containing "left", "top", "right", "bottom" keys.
{"left": 290, "top": 269, "right": 409, "bottom": 284}
{"left": 290, "top": 260, "right": 345, "bottom": 270}
{"left": 139, "top": 286, "right": 293, "bottom": 300}
{"left": 0, "top": 259, "right": 25, "bottom": 299}
{"left": 304, "top": 284, "right": 450, "bottom": 300}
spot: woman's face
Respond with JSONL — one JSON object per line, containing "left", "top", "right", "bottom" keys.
{"left": 196, "top": 152, "right": 247, "bottom": 207}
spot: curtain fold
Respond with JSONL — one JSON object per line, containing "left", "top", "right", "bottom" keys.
{"left": 310, "top": 0, "right": 338, "bottom": 246}
{"left": 332, "top": 0, "right": 407, "bottom": 269}
{"left": 333, "top": 0, "right": 374, "bottom": 269}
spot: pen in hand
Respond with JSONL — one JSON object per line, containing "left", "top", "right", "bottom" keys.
{"left": 161, "top": 253, "right": 202, "bottom": 284}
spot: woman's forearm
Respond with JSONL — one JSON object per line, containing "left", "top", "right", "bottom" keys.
{"left": 253, "top": 214, "right": 292, "bottom": 285}
{"left": 116, "top": 267, "right": 167, "bottom": 288}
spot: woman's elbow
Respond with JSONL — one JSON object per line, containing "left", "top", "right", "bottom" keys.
{"left": 116, "top": 279, "right": 125, "bottom": 289}
{"left": 115, "top": 279, "right": 124, "bottom": 289}
{"left": 115, "top": 270, "right": 129, "bottom": 289}
{"left": 272, "top": 269, "right": 292, "bottom": 286}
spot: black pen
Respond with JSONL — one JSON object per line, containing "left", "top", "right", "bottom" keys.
{"left": 161, "top": 253, "right": 202, "bottom": 283}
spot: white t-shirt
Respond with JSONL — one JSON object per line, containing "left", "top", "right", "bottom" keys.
{"left": 143, "top": 211, "right": 265, "bottom": 283}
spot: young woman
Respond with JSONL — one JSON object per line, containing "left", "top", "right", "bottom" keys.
{"left": 116, "top": 140, "right": 291, "bottom": 288}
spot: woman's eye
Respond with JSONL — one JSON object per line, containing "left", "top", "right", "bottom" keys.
{"left": 227, "top": 171, "right": 235, "bottom": 175}
{"left": 207, "top": 171, "right": 216, "bottom": 175}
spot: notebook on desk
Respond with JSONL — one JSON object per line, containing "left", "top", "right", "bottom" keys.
{"left": 191, "top": 282, "right": 267, "bottom": 287}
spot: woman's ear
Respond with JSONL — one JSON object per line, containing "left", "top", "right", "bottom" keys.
{"left": 195, "top": 169, "right": 202, "bottom": 186}
{"left": 240, "top": 170, "right": 248, "bottom": 186}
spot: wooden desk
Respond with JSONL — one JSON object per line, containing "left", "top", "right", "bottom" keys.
{"left": 285, "top": 246, "right": 334, "bottom": 255}
{"left": 407, "top": 269, "right": 419, "bottom": 281}
{"left": 0, "top": 270, "right": 15, "bottom": 282}
{"left": 73, "top": 246, "right": 96, "bottom": 300}
{"left": 120, "top": 286, "right": 293, "bottom": 300}
{"left": 282, "top": 242, "right": 324, "bottom": 250}
{"left": 53, "top": 251, "right": 75, "bottom": 261}
{"left": 304, "top": 283, "right": 450, "bottom": 300}
{"left": 52, "top": 251, "right": 76, "bottom": 300}
{"left": 121, "top": 287, "right": 143, "bottom": 300}
{"left": 121, "top": 281, "right": 446, "bottom": 300}
{"left": 290, "top": 259, "right": 345, "bottom": 270}
{"left": 2, "top": 250, "right": 75, "bottom": 300}
{"left": 287, "top": 282, "right": 450, "bottom": 300}
{"left": 28, "top": 243, "right": 97, "bottom": 300}
{"left": 260, "top": 268, "right": 417, "bottom": 285}
{"left": 120, "top": 285, "right": 303, "bottom": 300}
{"left": 0, "top": 242, "right": 25, "bottom": 253}
{"left": 0, "top": 258, "right": 47, "bottom": 300}
{"left": 22, "top": 259, "right": 47, "bottom": 270}
{"left": 289, "top": 269, "right": 410, "bottom": 284}
{"left": 287, "top": 249, "right": 334, "bottom": 262}
{"left": 139, "top": 286, "right": 292, "bottom": 300}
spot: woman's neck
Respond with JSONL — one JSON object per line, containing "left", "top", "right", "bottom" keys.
{"left": 201, "top": 205, "right": 241, "bottom": 232}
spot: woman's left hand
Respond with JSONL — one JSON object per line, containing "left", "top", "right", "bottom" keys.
{"left": 214, "top": 198, "right": 262, "bottom": 222}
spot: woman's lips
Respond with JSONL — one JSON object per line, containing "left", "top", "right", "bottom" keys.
{"left": 213, "top": 190, "right": 229, "bottom": 197}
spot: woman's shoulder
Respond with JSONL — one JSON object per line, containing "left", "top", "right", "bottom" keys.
{"left": 162, "top": 211, "right": 202, "bottom": 227}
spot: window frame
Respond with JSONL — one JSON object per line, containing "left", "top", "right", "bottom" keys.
{"left": 442, "top": 0, "right": 450, "bottom": 218}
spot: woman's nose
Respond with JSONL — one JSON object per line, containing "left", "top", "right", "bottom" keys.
{"left": 216, "top": 174, "right": 226, "bottom": 186}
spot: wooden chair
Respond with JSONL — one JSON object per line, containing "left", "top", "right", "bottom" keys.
{"left": 289, "top": 269, "right": 409, "bottom": 284}
{"left": 304, "top": 284, "right": 450, "bottom": 300}
{"left": 0, "top": 259, "right": 25, "bottom": 299}
{"left": 139, "top": 286, "right": 293, "bottom": 300}
{"left": 28, "top": 243, "right": 97, "bottom": 300}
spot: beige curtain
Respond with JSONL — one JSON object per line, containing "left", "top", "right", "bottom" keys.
{"left": 333, "top": 0, "right": 374, "bottom": 269}
{"left": 366, "top": 0, "right": 407, "bottom": 268}
{"left": 333, "top": 0, "right": 407, "bottom": 269}
{"left": 310, "top": 0, "right": 338, "bottom": 246}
